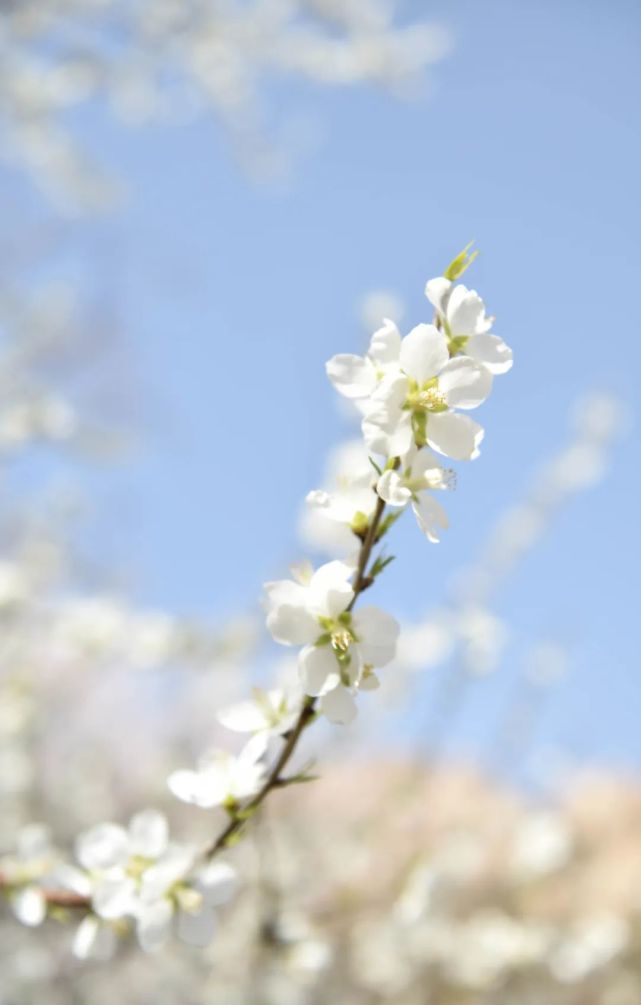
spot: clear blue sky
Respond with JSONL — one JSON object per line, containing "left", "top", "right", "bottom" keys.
{"left": 14, "top": 0, "right": 641, "bottom": 778}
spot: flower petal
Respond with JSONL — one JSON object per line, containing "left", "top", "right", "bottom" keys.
{"left": 325, "top": 354, "right": 376, "bottom": 399}
{"left": 136, "top": 898, "right": 174, "bottom": 953}
{"left": 73, "top": 916, "right": 117, "bottom": 961}
{"left": 196, "top": 861, "right": 238, "bottom": 906}
{"left": 128, "top": 810, "right": 168, "bottom": 859}
{"left": 438, "top": 357, "right": 492, "bottom": 409}
{"left": 299, "top": 645, "right": 340, "bottom": 697}
{"left": 264, "top": 600, "right": 318, "bottom": 647}
{"left": 76, "top": 824, "right": 129, "bottom": 871}
{"left": 93, "top": 875, "right": 137, "bottom": 920}
{"left": 399, "top": 324, "right": 449, "bottom": 384}
{"left": 447, "top": 285, "right": 492, "bottom": 335}
{"left": 412, "top": 494, "right": 449, "bottom": 543}
{"left": 11, "top": 887, "right": 46, "bottom": 927}
{"left": 308, "top": 561, "right": 354, "bottom": 619}
{"left": 320, "top": 686, "right": 357, "bottom": 725}
{"left": 167, "top": 769, "right": 220, "bottom": 809}
{"left": 353, "top": 607, "right": 399, "bottom": 666}
{"left": 424, "top": 276, "right": 452, "bottom": 316}
{"left": 427, "top": 412, "right": 484, "bottom": 461}
{"left": 368, "top": 319, "right": 401, "bottom": 365}
{"left": 376, "top": 469, "right": 411, "bottom": 507}
{"left": 465, "top": 333, "right": 513, "bottom": 375}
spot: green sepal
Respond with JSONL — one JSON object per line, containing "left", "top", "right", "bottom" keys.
{"left": 369, "top": 553, "right": 396, "bottom": 579}
{"left": 375, "top": 509, "right": 403, "bottom": 542}
{"left": 444, "top": 242, "right": 478, "bottom": 281}
{"left": 412, "top": 411, "right": 428, "bottom": 447}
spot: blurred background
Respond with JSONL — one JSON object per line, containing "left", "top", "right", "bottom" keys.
{"left": 1, "top": 0, "right": 640, "bottom": 1001}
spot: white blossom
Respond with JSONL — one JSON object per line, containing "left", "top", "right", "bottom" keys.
{"left": 376, "top": 449, "right": 453, "bottom": 543}
{"left": 217, "top": 686, "right": 300, "bottom": 739}
{"left": 360, "top": 323, "right": 491, "bottom": 460}
{"left": 168, "top": 739, "right": 266, "bottom": 810}
{"left": 425, "top": 278, "right": 513, "bottom": 375}
{"left": 264, "top": 561, "right": 399, "bottom": 724}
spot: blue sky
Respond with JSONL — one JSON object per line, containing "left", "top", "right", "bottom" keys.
{"left": 11, "top": 0, "right": 641, "bottom": 778}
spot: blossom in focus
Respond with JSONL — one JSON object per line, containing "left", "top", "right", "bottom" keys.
{"left": 376, "top": 448, "right": 453, "bottom": 543}
{"left": 361, "top": 323, "right": 491, "bottom": 460}
{"left": 425, "top": 278, "right": 513, "bottom": 375}
{"left": 264, "top": 561, "right": 399, "bottom": 724}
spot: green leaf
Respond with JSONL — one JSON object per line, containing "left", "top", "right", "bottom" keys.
{"left": 368, "top": 455, "right": 383, "bottom": 476}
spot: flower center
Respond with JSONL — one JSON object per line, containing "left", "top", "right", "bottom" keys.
{"left": 404, "top": 377, "right": 448, "bottom": 414}
{"left": 330, "top": 628, "right": 353, "bottom": 654}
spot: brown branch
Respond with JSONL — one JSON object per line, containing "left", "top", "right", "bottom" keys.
{"left": 205, "top": 493, "right": 388, "bottom": 857}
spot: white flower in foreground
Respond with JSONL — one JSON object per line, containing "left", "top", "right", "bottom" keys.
{"left": 377, "top": 449, "right": 453, "bottom": 543}
{"left": 0, "top": 825, "right": 57, "bottom": 927}
{"left": 325, "top": 318, "right": 401, "bottom": 400}
{"left": 168, "top": 739, "right": 266, "bottom": 809}
{"left": 218, "top": 686, "right": 300, "bottom": 739}
{"left": 425, "top": 278, "right": 513, "bottom": 375}
{"left": 264, "top": 561, "right": 399, "bottom": 724}
{"left": 362, "top": 323, "right": 491, "bottom": 460}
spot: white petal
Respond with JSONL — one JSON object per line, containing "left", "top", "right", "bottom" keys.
{"left": 167, "top": 769, "right": 219, "bottom": 809}
{"left": 427, "top": 412, "right": 484, "bottom": 461}
{"left": 320, "top": 686, "right": 357, "bottom": 725}
{"left": 128, "top": 810, "right": 168, "bottom": 859}
{"left": 412, "top": 494, "right": 449, "bottom": 543}
{"left": 438, "top": 357, "right": 492, "bottom": 409}
{"left": 325, "top": 354, "right": 376, "bottom": 399}
{"left": 196, "top": 861, "right": 237, "bottom": 906}
{"left": 399, "top": 324, "right": 449, "bottom": 384}
{"left": 73, "top": 916, "right": 117, "bottom": 961}
{"left": 447, "top": 285, "right": 492, "bottom": 335}
{"left": 177, "top": 904, "right": 217, "bottom": 947}
{"left": 265, "top": 603, "right": 318, "bottom": 647}
{"left": 217, "top": 699, "right": 268, "bottom": 733}
{"left": 353, "top": 607, "right": 400, "bottom": 666}
{"left": 93, "top": 875, "right": 137, "bottom": 920}
{"left": 299, "top": 645, "right": 340, "bottom": 697}
{"left": 46, "top": 864, "right": 92, "bottom": 898}
{"left": 11, "top": 886, "right": 46, "bottom": 927}
{"left": 136, "top": 898, "right": 174, "bottom": 953}
{"left": 376, "top": 469, "right": 411, "bottom": 507}
{"left": 465, "top": 333, "right": 513, "bottom": 374}
{"left": 363, "top": 409, "right": 413, "bottom": 458}
{"left": 76, "top": 824, "right": 129, "bottom": 871}
{"left": 424, "top": 276, "right": 452, "bottom": 316}
{"left": 308, "top": 561, "right": 354, "bottom": 619}
{"left": 368, "top": 319, "right": 401, "bottom": 364}
{"left": 139, "top": 846, "right": 195, "bottom": 902}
